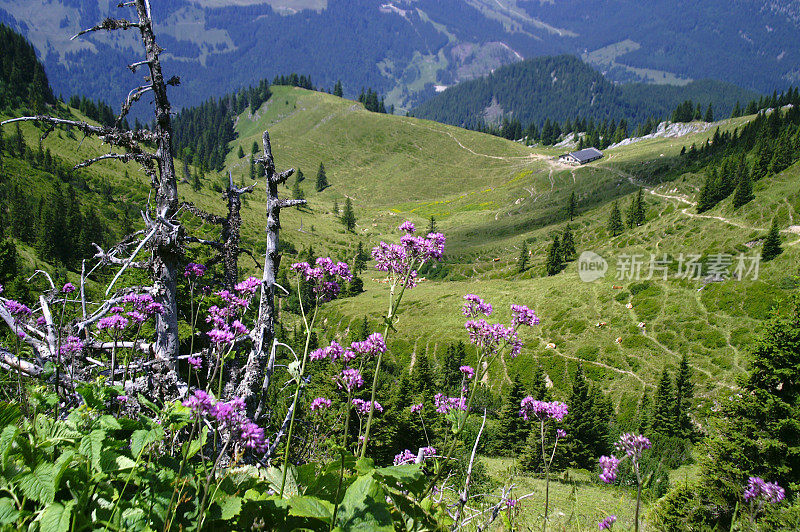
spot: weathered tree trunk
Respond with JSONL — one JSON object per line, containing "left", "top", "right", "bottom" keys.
{"left": 239, "top": 131, "right": 304, "bottom": 415}
{"left": 134, "top": 0, "right": 181, "bottom": 374}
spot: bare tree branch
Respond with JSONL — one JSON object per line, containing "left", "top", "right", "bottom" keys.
{"left": 74, "top": 152, "right": 157, "bottom": 170}
{"left": 72, "top": 18, "right": 140, "bottom": 40}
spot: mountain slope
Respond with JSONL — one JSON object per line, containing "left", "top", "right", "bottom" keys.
{"left": 411, "top": 55, "right": 759, "bottom": 129}
{"left": 0, "top": 0, "right": 795, "bottom": 115}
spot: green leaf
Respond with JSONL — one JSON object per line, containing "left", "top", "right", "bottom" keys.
{"left": 0, "top": 403, "right": 21, "bottom": 427}
{"left": 137, "top": 394, "right": 161, "bottom": 414}
{"left": 181, "top": 426, "right": 208, "bottom": 460}
{"left": 262, "top": 466, "right": 299, "bottom": 497}
{"left": 355, "top": 457, "right": 374, "bottom": 475}
{"left": 335, "top": 473, "right": 393, "bottom": 531}
{"left": 97, "top": 415, "right": 122, "bottom": 431}
{"left": 0, "top": 424, "right": 19, "bottom": 469}
{"left": 288, "top": 496, "right": 333, "bottom": 520}
{"left": 216, "top": 495, "right": 242, "bottom": 521}
{"left": 16, "top": 462, "right": 56, "bottom": 504}
{"left": 131, "top": 427, "right": 164, "bottom": 457}
{"left": 39, "top": 500, "right": 75, "bottom": 532}
{"left": 53, "top": 450, "right": 75, "bottom": 489}
{"left": 0, "top": 497, "right": 19, "bottom": 525}
{"left": 78, "top": 430, "right": 106, "bottom": 472}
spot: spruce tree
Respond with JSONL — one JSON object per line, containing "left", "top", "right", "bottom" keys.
{"left": 651, "top": 368, "right": 677, "bottom": 438}
{"left": 561, "top": 225, "right": 576, "bottom": 261}
{"left": 494, "top": 376, "right": 529, "bottom": 455}
{"left": 634, "top": 188, "right": 646, "bottom": 225}
{"left": 341, "top": 197, "right": 356, "bottom": 232}
{"left": 291, "top": 178, "right": 305, "bottom": 204}
{"left": 567, "top": 191, "right": 577, "bottom": 221}
{"left": 332, "top": 198, "right": 339, "bottom": 215}
{"left": 251, "top": 141, "right": 259, "bottom": 155}
{"left": 637, "top": 390, "right": 652, "bottom": 434}
{"left": 607, "top": 201, "right": 624, "bottom": 236}
{"left": 702, "top": 295, "right": 800, "bottom": 516}
{"left": 704, "top": 104, "right": 714, "bottom": 123}
{"left": 761, "top": 218, "right": 783, "bottom": 261}
{"left": 315, "top": 162, "right": 329, "bottom": 192}
{"left": 237, "top": 145, "right": 245, "bottom": 158}
{"left": 530, "top": 365, "right": 550, "bottom": 402}
{"left": 333, "top": 80, "right": 343, "bottom": 98}
{"left": 561, "top": 365, "right": 610, "bottom": 469}
{"left": 428, "top": 215, "right": 436, "bottom": 234}
{"left": 626, "top": 195, "right": 638, "bottom": 229}
{"left": 673, "top": 353, "right": 694, "bottom": 440}
{"left": 440, "top": 341, "right": 466, "bottom": 394}
{"left": 518, "top": 240, "right": 529, "bottom": 272}
{"left": 545, "top": 235, "right": 562, "bottom": 276}
{"left": 410, "top": 351, "right": 435, "bottom": 400}
{"left": 732, "top": 168, "right": 754, "bottom": 209}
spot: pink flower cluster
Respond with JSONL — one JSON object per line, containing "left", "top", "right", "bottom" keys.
{"left": 310, "top": 334, "right": 387, "bottom": 395}
{"left": 182, "top": 390, "right": 267, "bottom": 453}
{"left": 122, "top": 293, "right": 165, "bottom": 316}
{"left": 336, "top": 368, "right": 365, "bottom": 392}
{"left": 352, "top": 398, "right": 383, "bottom": 416}
{"left": 462, "top": 294, "right": 493, "bottom": 317}
{"left": 187, "top": 356, "right": 202, "bottom": 370}
{"left": 459, "top": 365, "right": 475, "bottom": 379}
{"left": 410, "top": 403, "right": 423, "bottom": 414}
{"left": 598, "top": 515, "right": 617, "bottom": 530}
{"left": 744, "top": 476, "right": 785, "bottom": 505}
{"left": 372, "top": 221, "right": 446, "bottom": 288}
{"left": 511, "top": 304, "right": 539, "bottom": 327}
{"left": 615, "top": 433, "right": 651, "bottom": 459}
{"left": 205, "top": 280, "right": 261, "bottom": 346}
{"left": 62, "top": 283, "right": 76, "bottom": 294}
{"left": 291, "top": 257, "right": 352, "bottom": 302}
{"left": 310, "top": 397, "right": 332, "bottom": 412}
{"left": 60, "top": 336, "right": 84, "bottom": 356}
{"left": 599, "top": 455, "right": 621, "bottom": 483}
{"left": 393, "top": 446, "right": 436, "bottom": 466}
{"left": 351, "top": 333, "right": 387, "bottom": 358}
{"left": 519, "top": 398, "right": 569, "bottom": 422}
{"left": 4, "top": 300, "right": 32, "bottom": 318}
{"left": 434, "top": 393, "right": 467, "bottom": 414}
{"left": 184, "top": 262, "right": 207, "bottom": 278}
{"left": 465, "top": 319, "right": 522, "bottom": 356}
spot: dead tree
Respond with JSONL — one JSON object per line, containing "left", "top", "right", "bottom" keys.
{"left": 0, "top": 1, "right": 183, "bottom": 384}
{"left": 183, "top": 172, "right": 258, "bottom": 291}
{"left": 240, "top": 131, "right": 305, "bottom": 416}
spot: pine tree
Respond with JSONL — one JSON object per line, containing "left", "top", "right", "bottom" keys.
{"left": 530, "top": 365, "right": 550, "bottom": 402}
{"left": 567, "top": 191, "right": 577, "bottom": 221}
{"left": 651, "top": 368, "right": 677, "bottom": 438}
{"left": 561, "top": 365, "right": 610, "bottom": 469}
{"left": 410, "top": 351, "right": 435, "bottom": 400}
{"left": 732, "top": 168, "right": 754, "bottom": 209}
{"left": 561, "top": 225, "right": 576, "bottom": 261}
{"left": 673, "top": 353, "right": 694, "bottom": 440}
{"left": 249, "top": 155, "right": 255, "bottom": 181}
{"left": 545, "top": 235, "right": 562, "bottom": 276}
{"left": 332, "top": 198, "right": 339, "bottom": 215}
{"left": 341, "top": 197, "right": 356, "bottom": 232}
{"left": 518, "top": 240, "right": 529, "bottom": 272}
{"left": 634, "top": 187, "right": 646, "bottom": 225}
{"left": 428, "top": 216, "right": 436, "bottom": 234}
{"left": 702, "top": 295, "right": 800, "bottom": 517}
{"left": 440, "top": 341, "right": 466, "bottom": 394}
{"left": 353, "top": 241, "right": 366, "bottom": 273}
{"left": 237, "top": 145, "right": 245, "bottom": 158}
{"left": 626, "top": 195, "right": 638, "bottom": 229}
{"left": 315, "top": 162, "right": 329, "bottom": 192}
{"left": 761, "top": 218, "right": 783, "bottom": 261}
{"left": 494, "top": 376, "right": 529, "bottom": 455}
{"left": 251, "top": 141, "right": 259, "bottom": 155}
{"left": 704, "top": 104, "right": 714, "bottom": 123}
{"left": 291, "top": 178, "right": 305, "bottom": 205}
{"left": 333, "top": 80, "right": 343, "bottom": 98}
{"left": 607, "top": 201, "right": 624, "bottom": 236}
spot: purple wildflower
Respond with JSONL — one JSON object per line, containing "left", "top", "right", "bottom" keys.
{"left": 187, "top": 356, "right": 202, "bottom": 370}
{"left": 98, "top": 314, "right": 129, "bottom": 331}
{"left": 37, "top": 316, "right": 47, "bottom": 327}
{"left": 460, "top": 365, "right": 475, "bottom": 379}
{"left": 351, "top": 333, "right": 386, "bottom": 357}
{"left": 235, "top": 276, "right": 261, "bottom": 295}
{"left": 462, "top": 294, "right": 493, "bottom": 317}
{"left": 184, "top": 263, "right": 207, "bottom": 278}
{"left": 465, "top": 319, "right": 520, "bottom": 356}
{"left": 310, "top": 397, "right": 332, "bottom": 411}
{"left": 511, "top": 304, "right": 539, "bottom": 327}
{"left": 310, "top": 341, "right": 347, "bottom": 362}
{"left": 410, "top": 403, "right": 423, "bottom": 414}
{"left": 62, "top": 282, "right": 76, "bottom": 293}
{"left": 145, "top": 302, "right": 165, "bottom": 315}
{"left": 434, "top": 393, "right": 467, "bottom": 414}
{"left": 506, "top": 499, "right": 517, "bottom": 509}
{"left": 598, "top": 515, "right": 617, "bottom": 530}
{"left": 599, "top": 455, "right": 620, "bottom": 483}
{"left": 239, "top": 420, "right": 268, "bottom": 453}
{"left": 557, "top": 429, "right": 567, "bottom": 439}
{"left": 208, "top": 328, "right": 235, "bottom": 345}
{"left": 117, "top": 395, "right": 129, "bottom": 403}
{"left": 519, "top": 398, "right": 568, "bottom": 422}
{"left": 352, "top": 398, "right": 383, "bottom": 416}
{"left": 126, "top": 311, "right": 147, "bottom": 324}
{"left": 336, "top": 368, "right": 364, "bottom": 391}
{"left": 4, "top": 300, "right": 32, "bottom": 318}
{"left": 183, "top": 390, "right": 214, "bottom": 415}
{"left": 744, "top": 477, "right": 785, "bottom": 505}
{"left": 394, "top": 449, "right": 417, "bottom": 466}
{"left": 399, "top": 221, "right": 415, "bottom": 234}
{"left": 615, "top": 433, "right": 651, "bottom": 459}
{"left": 60, "top": 336, "right": 84, "bottom": 356}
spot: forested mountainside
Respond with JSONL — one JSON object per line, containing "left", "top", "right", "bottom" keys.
{"left": 411, "top": 56, "right": 758, "bottom": 130}
{"left": 0, "top": 0, "right": 797, "bottom": 115}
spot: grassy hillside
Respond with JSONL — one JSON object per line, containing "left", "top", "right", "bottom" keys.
{"left": 4, "top": 86, "right": 799, "bottom": 411}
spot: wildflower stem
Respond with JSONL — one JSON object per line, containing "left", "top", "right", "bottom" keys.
{"left": 279, "top": 286, "right": 318, "bottom": 497}
{"left": 359, "top": 265, "right": 414, "bottom": 458}
{"left": 541, "top": 419, "right": 550, "bottom": 532}
{"left": 330, "top": 389, "right": 353, "bottom": 531}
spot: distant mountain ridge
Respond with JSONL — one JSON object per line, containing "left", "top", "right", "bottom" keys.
{"left": 0, "top": 0, "right": 796, "bottom": 115}
{"left": 411, "top": 56, "right": 759, "bottom": 129}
